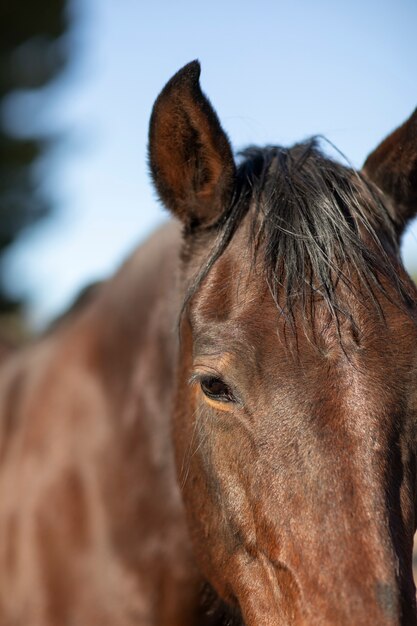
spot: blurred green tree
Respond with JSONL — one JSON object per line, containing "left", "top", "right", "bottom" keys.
{"left": 0, "top": 0, "right": 70, "bottom": 342}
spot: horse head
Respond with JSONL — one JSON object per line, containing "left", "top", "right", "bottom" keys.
{"left": 149, "top": 61, "right": 417, "bottom": 625}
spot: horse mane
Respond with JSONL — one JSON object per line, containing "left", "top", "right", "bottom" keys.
{"left": 187, "top": 139, "right": 411, "bottom": 329}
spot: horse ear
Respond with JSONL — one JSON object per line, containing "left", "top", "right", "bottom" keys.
{"left": 148, "top": 61, "right": 236, "bottom": 228}
{"left": 363, "top": 108, "right": 417, "bottom": 234}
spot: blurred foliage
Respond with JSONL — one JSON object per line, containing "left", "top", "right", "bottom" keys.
{"left": 0, "top": 0, "right": 70, "bottom": 343}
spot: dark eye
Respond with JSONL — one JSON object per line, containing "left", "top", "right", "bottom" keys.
{"left": 200, "top": 376, "right": 235, "bottom": 403}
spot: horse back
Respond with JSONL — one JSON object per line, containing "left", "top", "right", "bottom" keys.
{"left": 0, "top": 220, "right": 202, "bottom": 626}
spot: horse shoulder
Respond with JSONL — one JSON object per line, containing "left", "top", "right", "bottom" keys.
{"left": 0, "top": 220, "right": 201, "bottom": 626}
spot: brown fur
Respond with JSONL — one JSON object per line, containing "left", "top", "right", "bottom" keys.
{"left": 0, "top": 223, "right": 207, "bottom": 625}
{"left": 363, "top": 108, "right": 417, "bottom": 230}
{"left": 0, "top": 62, "right": 416, "bottom": 625}
{"left": 149, "top": 61, "right": 236, "bottom": 228}
{"left": 150, "top": 64, "right": 417, "bottom": 625}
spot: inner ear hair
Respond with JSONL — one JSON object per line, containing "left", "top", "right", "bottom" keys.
{"left": 148, "top": 61, "right": 236, "bottom": 228}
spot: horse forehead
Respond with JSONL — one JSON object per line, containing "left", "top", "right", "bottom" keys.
{"left": 190, "top": 217, "right": 417, "bottom": 366}
{"left": 191, "top": 263, "right": 417, "bottom": 415}
{"left": 194, "top": 233, "right": 416, "bottom": 325}
{"left": 192, "top": 249, "right": 351, "bottom": 356}
{"left": 191, "top": 240, "right": 268, "bottom": 322}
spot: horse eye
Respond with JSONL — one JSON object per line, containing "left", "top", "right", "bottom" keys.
{"left": 200, "top": 376, "right": 235, "bottom": 403}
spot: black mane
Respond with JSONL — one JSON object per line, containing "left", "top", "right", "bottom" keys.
{"left": 188, "top": 139, "right": 410, "bottom": 328}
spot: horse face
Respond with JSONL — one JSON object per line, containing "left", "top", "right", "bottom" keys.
{"left": 176, "top": 229, "right": 417, "bottom": 625}
{"left": 149, "top": 62, "right": 417, "bottom": 624}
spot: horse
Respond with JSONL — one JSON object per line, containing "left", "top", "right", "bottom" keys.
{"left": 0, "top": 60, "right": 416, "bottom": 625}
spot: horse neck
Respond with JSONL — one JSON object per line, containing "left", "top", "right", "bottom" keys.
{"left": 86, "top": 220, "right": 182, "bottom": 416}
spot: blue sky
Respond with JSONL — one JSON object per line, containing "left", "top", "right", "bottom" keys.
{"left": 4, "top": 0, "right": 417, "bottom": 328}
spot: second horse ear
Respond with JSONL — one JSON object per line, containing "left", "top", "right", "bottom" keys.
{"left": 363, "top": 108, "right": 417, "bottom": 237}
{"left": 148, "top": 61, "right": 236, "bottom": 229}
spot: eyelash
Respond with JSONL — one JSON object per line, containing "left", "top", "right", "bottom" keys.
{"left": 201, "top": 376, "right": 236, "bottom": 403}
{"left": 191, "top": 374, "right": 237, "bottom": 404}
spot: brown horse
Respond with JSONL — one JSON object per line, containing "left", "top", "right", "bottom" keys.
{"left": 0, "top": 61, "right": 417, "bottom": 625}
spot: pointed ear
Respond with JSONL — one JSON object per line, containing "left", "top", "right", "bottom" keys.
{"left": 363, "top": 108, "right": 417, "bottom": 234}
{"left": 148, "top": 61, "right": 236, "bottom": 228}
